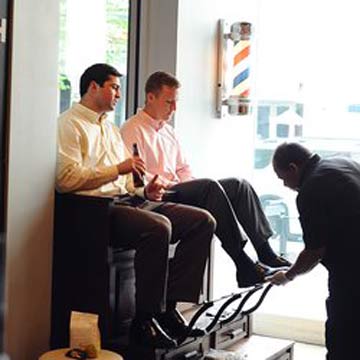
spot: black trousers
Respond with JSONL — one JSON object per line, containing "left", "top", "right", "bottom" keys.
{"left": 109, "top": 197, "right": 215, "bottom": 314}
{"left": 325, "top": 276, "right": 360, "bottom": 359}
{"left": 167, "top": 178, "right": 273, "bottom": 268}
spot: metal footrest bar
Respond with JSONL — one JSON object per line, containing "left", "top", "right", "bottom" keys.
{"left": 241, "top": 283, "right": 273, "bottom": 316}
{"left": 204, "top": 293, "right": 244, "bottom": 334}
{"left": 220, "top": 284, "right": 265, "bottom": 326}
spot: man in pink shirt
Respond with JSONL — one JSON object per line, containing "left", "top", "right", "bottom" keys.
{"left": 120, "top": 71, "right": 291, "bottom": 288}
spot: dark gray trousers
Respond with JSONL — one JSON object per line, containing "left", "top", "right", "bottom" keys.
{"left": 325, "top": 276, "right": 360, "bottom": 359}
{"left": 167, "top": 178, "right": 273, "bottom": 268}
{"left": 109, "top": 197, "right": 215, "bottom": 314}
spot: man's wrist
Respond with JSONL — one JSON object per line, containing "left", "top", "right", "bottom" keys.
{"left": 116, "top": 162, "right": 121, "bottom": 172}
{"left": 285, "top": 271, "right": 296, "bottom": 281}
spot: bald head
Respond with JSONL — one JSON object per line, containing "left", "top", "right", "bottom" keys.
{"left": 272, "top": 142, "right": 312, "bottom": 191}
{"left": 272, "top": 142, "right": 312, "bottom": 171}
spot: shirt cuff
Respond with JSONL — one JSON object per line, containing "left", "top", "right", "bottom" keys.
{"left": 134, "top": 187, "right": 145, "bottom": 199}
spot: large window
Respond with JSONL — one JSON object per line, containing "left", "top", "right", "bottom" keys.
{"left": 214, "top": 0, "right": 360, "bottom": 344}
{"left": 251, "top": 0, "right": 360, "bottom": 270}
{"left": 58, "top": 0, "right": 131, "bottom": 125}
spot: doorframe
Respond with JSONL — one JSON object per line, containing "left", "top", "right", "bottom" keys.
{"left": 126, "top": 0, "right": 141, "bottom": 117}
{"left": 0, "top": 0, "right": 12, "bottom": 358}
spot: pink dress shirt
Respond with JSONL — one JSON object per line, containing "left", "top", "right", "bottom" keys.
{"left": 120, "top": 109, "right": 194, "bottom": 187}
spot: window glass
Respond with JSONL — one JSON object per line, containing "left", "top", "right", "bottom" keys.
{"left": 249, "top": 0, "right": 360, "bottom": 331}
{"left": 58, "top": 0, "right": 130, "bottom": 125}
{"left": 214, "top": 1, "right": 360, "bottom": 340}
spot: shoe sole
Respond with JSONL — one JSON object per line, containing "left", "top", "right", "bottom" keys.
{"left": 258, "top": 261, "right": 290, "bottom": 274}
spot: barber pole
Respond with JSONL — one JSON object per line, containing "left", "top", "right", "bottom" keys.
{"left": 231, "top": 22, "right": 251, "bottom": 115}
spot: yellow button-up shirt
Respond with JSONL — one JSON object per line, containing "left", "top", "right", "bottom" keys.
{"left": 56, "top": 103, "right": 135, "bottom": 197}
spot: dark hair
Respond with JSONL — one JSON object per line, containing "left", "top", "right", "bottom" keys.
{"left": 145, "top": 71, "right": 180, "bottom": 96}
{"left": 80, "top": 63, "right": 122, "bottom": 97}
{"left": 272, "top": 142, "right": 312, "bottom": 170}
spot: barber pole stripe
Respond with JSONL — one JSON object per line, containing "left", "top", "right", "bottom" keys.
{"left": 232, "top": 39, "right": 250, "bottom": 97}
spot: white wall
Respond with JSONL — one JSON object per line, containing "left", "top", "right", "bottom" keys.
{"left": 137, "top": 0, "right": 179, "bottom": 106}
{"left": 137, "top": 0, "right": 260, "bottom": 179}
{"left": 5, "top": 0, "right": 59, "bottom": 359}
{"left": 176, "top": 0, "right": 260, "bottom": 180}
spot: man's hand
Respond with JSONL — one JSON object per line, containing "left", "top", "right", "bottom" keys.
{"left": 145, "top": 175, "right": 165, "bottom": 201}
{"left": 117, "top": 157, "right": 145, "bottom": 176}
{"left": 267, "top": 247, "right": 323, "bottom": 286}
{"left": 266, "top": 271, "right": 291, "bottom": 286}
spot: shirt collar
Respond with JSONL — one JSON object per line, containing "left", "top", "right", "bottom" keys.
{"left": 73, "top": 102, "right": 108, "bottom": 124}
{"left": 137, "top": 108, "right": 166, "bottom": 131}
{"left": 299, "top": 153, "right": 321, "bottom": 187}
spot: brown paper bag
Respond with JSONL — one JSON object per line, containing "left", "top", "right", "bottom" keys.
{"left": 70, "top": 311, "right": 101, "bottom": 358}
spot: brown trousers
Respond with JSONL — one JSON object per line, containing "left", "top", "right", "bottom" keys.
{"left": 109, "top": 197, "right": 215, "bottom": 314}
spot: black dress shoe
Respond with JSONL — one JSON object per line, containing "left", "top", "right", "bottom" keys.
{"left": 259, "top": 255, "right": 292, "bottom": 268}
{"left": 129, "top": 318, "right": 177, "bottom": 349}
{"left": 257, "top": 242, "right": 292, "bottom": 268}
{"left": 156, "top": 309, "right": 205, "bottom": 339}
{"left": 256, "top": 261, "right": 290, "bottom": 276}
{"left": 236, "top": 262, "right": 267, "bottom": 288}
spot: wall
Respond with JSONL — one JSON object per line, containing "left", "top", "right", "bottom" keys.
{"left": 4, "top": 0, "right": 59, "bottom": 359}
{"left": 176, "top": 0, "right": 260, "bottom": 180}
{"left": 137, "top": 0, "right": 259, "bottom": 179}
{"left": 137, "top": 0, "right": 179, "bottom": 106}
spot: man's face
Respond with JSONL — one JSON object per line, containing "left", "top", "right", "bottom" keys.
{"left": 93, "top": 75, "right": 121, "bottom": 112}
{"left": 273, "top": 163, "right": 301, "bottom": 191}
{"left": 146, "top": 85, "right": 178, "bottom": 121}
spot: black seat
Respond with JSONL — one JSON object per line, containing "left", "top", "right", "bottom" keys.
{"left": 50, "top": 192, "right": 135, "bottom": 350}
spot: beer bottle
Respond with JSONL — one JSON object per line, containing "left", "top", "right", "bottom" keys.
{"left": 132, "top": 143, "right": 145, "bottom": 187}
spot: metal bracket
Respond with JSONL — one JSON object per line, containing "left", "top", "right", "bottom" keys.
{"left": 0, "top": 18, "right": 7, "bottom": 43}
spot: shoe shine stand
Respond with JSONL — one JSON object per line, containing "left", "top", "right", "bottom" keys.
{"left": 128, "top": 284, "right": 273, "bottom": 360}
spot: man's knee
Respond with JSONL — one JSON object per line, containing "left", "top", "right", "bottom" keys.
{"left": 154, "top": 215, "right": 172, "bottom": 235}
{"left": 148, "top": 215, "right": 172, "bottom": 248}
{"left": 200, "top": 178, "right": 224, "bottom": 194}
{"left": 195, "top": 208, "right": 217, "bottom": 233}
{"left": 222, "top": 177, "right": 250, "bottom": 188}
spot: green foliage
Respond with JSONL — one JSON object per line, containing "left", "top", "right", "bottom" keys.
{"left": 105, "top": 0, "right": 129, "bottom": 66}
{"left": 59, "top": 74, "right": 71, "bottom": 91}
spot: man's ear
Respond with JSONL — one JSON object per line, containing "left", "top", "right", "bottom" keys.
{"left": 289, "top": 162, "right": 299, "bottom": 173}
{"left": 89, "top": 80, "right": 99, "bottom": 93}
{"left": 146, "top": 92, "right": 155, "bottom": 103}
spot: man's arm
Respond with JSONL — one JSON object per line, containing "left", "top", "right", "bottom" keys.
{"left": 174, "top": 136, "right": 194, "bottom": 182}
{"left": 56, "top": 119, "right": 145, "bottom": 193}
{"left": 269, "top": 246, "right": 325, "bottom": 285}
{"left": 56, "top": 120, "right": 120, "bottom": 192}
